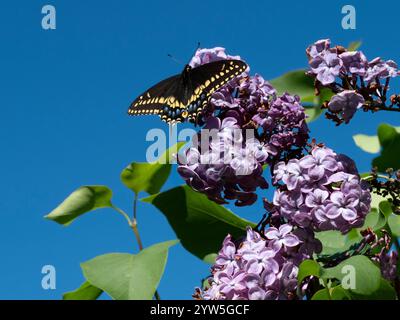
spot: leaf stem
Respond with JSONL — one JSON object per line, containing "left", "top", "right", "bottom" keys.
{"left": 323, "top": 279, "right": 332, "bottom": 300}
{"left": 131, "top": 193, "right": 143, "bottom": 251}
{"left": 131, "top": 223, "right": 144, "bottom": 251}
{"left": 131, "top": 193, "right": 161, "bottom": 300}
{"left": 111, "top": 205, "right": 132, "bottom": 226}
{"left": 111, "top": 197, "right": 160, "bottom": 300}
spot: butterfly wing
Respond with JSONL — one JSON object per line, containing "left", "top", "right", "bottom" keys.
{"left": 128, "top": 59, "right": 247, "bottom": 124}
{"left": 127, "top": 74, "right": 182, "bottom": 117}
{"left": 183, "top": 60, "right": 248, "bottom": 121}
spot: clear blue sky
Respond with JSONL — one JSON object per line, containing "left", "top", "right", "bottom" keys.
{"left": 0, "top": 0, "right": 399, "bottom": 299}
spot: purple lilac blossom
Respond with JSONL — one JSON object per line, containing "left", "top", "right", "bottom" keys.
{"left": 309, "top": 52, "right": 343, "bottom": 85}
{"left": 306, "top": 39, "right": 331, "bottom": 59}
{"left": 307, "top": 39, "right": 400, "bottom": 84}
{"left": 306, "top": 39, "right": 400, "bottom": 124}
{"left": 195, "top": 226, "right": 318, "bottom": 300}
{"left": 327, "top": 90, "right": 365, "bottom": 123}
{"left": 272, "top": 146, "right": 371, "bottom": 234}
{"left": 339, "top": 51, "right": 368, "bottom": 76}
{"left": 364, "top": 57, "right": 400, "bottom": 82}
{"left": 177, "top": 116, "right": 270, "bottom": 206}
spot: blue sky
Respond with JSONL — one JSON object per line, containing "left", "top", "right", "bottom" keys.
{"left": 0, "top": 0, "right": 399, "bottom": 299}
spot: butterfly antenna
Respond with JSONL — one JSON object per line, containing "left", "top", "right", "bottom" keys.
{"left": 191, "top": 42, "right": 201, "bottom": 58}
{"left": 167, "top": 54, "right": 183, "bottom": 65}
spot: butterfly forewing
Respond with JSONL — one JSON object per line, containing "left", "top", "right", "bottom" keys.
{"left": 128, "top": 59, "right": 247, "bottom": 123}
{"left": 127, "top": 74, "right": 181, "bottom": 116}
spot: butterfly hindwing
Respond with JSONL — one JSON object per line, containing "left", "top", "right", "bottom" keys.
{"left": 183, "top": 60, "right": 247, "bottom": 121}
{"left": 128, "top": 59, "right": 248, "bottom": 124}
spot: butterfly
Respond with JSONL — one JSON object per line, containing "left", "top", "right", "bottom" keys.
{"left": 127, "top": 59, "right": 248, "bottom": 124}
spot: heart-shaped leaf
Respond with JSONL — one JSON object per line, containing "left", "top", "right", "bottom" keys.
{"left": 44, "top": 186, "right": 113, "bottom": 225}
{"left": 63, "top": 281, "right": 103, "bottom": 300}
{"left": 322, "top": 255, "right": 381, "bottom": 295}
{"left": 81, "top": 240, "right": 178, "bottom": 300}
{"left": 121, "top": 142, "right": 185, "bottom": 195}
{"left": 352, "top": 134, "right": 380, "bottom": 154}
{"left": 297, "top": 260, "right": 321, "bottom": 285}
{"left": 142, "top": 186, "right": 255, "bottom": 263}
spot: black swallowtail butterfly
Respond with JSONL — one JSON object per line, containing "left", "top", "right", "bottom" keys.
{"left": 128, "top": 59, "right": 248, "bottom": 124}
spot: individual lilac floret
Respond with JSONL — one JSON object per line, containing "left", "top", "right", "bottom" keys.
{"left": 327, "top": 90, "right": 365, "bottom": 123}
{"left": 364, "top": 57, "right": 400, "bottom": 82}
{"left": 306, "top": 39, "right": 331, "bottom": 59}
{"left": 194, "top": 226, "right": 315, "bottom": 300}
{"left": 309, "top": 52, "right": 343, "bottom": 85}
{"left": 265, "top": 224, "right": 300, "bottom": 251}
{"left": 339, "top": 51, "right": 368, "bottom": 76}
{"left": 189, "top": 47, "right": 244, "bottom": 69}
{"left": 272, "top": 146, "right": 371, "bottom": 234}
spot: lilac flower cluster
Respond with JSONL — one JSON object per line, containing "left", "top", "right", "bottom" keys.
{"left": 194, "top": 226, "right": 321, "bottom": 300}
{"left": 272, "top": 146, "right": 371, "bottom": 234}
{"left": 178, "top": 116, "right": 273, "bottom": 206}
{"left": 306, "top": 39, "right": 400, "bottom": 124}
{"left": 178, "top": 47, "right": 309, "bottom": 206}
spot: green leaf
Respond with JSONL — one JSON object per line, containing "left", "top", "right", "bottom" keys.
{"left": 379, "top": 201, "right": 394, "bottom": 218}
{"left": 388, "top": 214, "right": 400, "bottom": 237}
{"left": 142, "top": 185, "right": 255, "bottom": 262}
{"left": 371, "top": 192, "right": 387, "bottom": 210}
{"left": 352, "top": 134, "right": 380, "bottom": 154}
{"left": 297, "top": 260, "right": 321, "bottom": 284}
{"left": 349, "top": 278, "right": 397, "bottom": 300}
{"left": 304, "top": 105, "right": 323, "bottom": 123}
{"left": 322, "top": 255, "right": 381, "bottom": 295}
{"left": 81, "top": 240, "right": 178, "bottom": 300}
{"left": 331, "top": 286, "right": 351, "bottom": 300}
{"left": 378, "top": 124, "right": 399, "bottom": 147}
{"left": 63, "top": 281, "right": 103, "bottom": 300}
{"left": 311, "top": 286, "right": 352, "bottom": 300}
{"left": 121, "top": 142, "right": 185, "bottom": 195}
{"left": 315, "top": 230, "right": 348, "bottom": 255}
{"left": 372, "top": 124, "right": 400, "bottom": 171}
{"left": 347, "top": 41, "right": 362, "bottom": 51}
{"left": 44, "top": 186, "right": 113, "bottom": 226}
{"left": 269, "top": 70, "right": 333, "bottom": 123}
{"left": 311, "top": 288, "right": 331, "bottom": 300}
{"left": 362, "top": 208, "right": 386, "bottom": 231}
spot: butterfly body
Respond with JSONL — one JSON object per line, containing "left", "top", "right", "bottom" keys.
{"left": 128, "top": 59, "right": 247, "bottom": 124}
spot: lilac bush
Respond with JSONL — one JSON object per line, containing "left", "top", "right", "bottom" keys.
{"left": 47, "top": 42, "right": 400, "bottom": 301}
{"left": 178, "top": 47, "right": 400, "bottom": 300}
